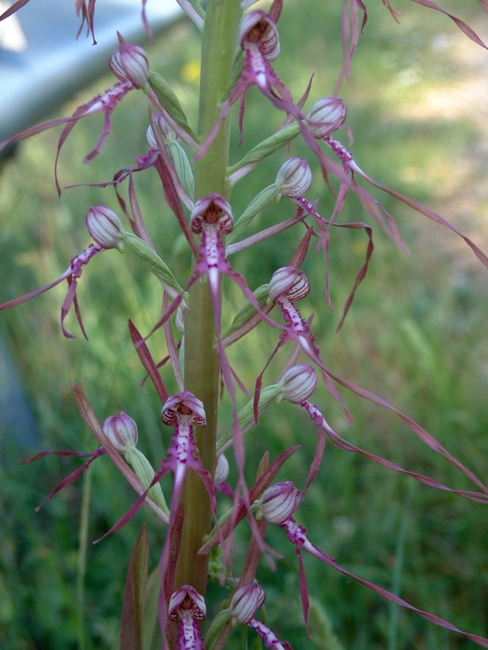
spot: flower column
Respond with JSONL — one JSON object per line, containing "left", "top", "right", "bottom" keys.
{"left": 176, "top": 0, "right": 242, "bottom": 597}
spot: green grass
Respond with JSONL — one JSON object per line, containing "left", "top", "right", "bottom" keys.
{"left": 1, "top": 1, "right": 488, "bottom": 648}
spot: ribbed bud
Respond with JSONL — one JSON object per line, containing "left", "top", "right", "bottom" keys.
{"left": 268, "top": 267, "right": 310, "bottom": 303}
{"left": 240, "top": 11, "right": 280, "bottom": 61}
{"left": 102, "top": 412, "right": 138, "bottom": 452}
{"left": 190, "top": 193, "right": 233, "bottom": 234}
{"left": 214, "top": 453, "right": 229, "bottom": 484}
{"left": 109, "top": 33, "right": 149, "bottom": 89}
{"left": 161, "top": 391, "right": 207, "bottom": 428}
{"left": 169, "top": 585, "right": 206, "bottom": 621}
{"left": 278, "top": 364, "right": 317, "bottom": 404}
{"left": 230, "top": 583, "right": 266, "bottom": 624}
{"left": 86, "top": 206, "right": 124, "bottom": 251}
{"left": 307, "top": 97, "right": 347, "bottom": 138}
{"left": 275, "top": 157, "right": 313, "bottom": 199}
{"left": 260, "top": 481, "right": 300, "bottom": 524}
{"left": 146, "top": 114, "right": 175, "bottom": 149}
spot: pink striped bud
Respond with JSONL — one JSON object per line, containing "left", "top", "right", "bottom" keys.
{"left": 260, "top": 482, "right": 300, "bottom": 524}
{"left": 161, "top": 391, "right": 207, "bottom": 428}
{"left": 109, "top": 33, "right": 149, "bottom": 89}
{"left": 230, "top": 583, "right": 266, "bottom": 624}
{"left": 102, "top": 412, "right": 138, "bottom": 452}
{"left": 275, "top": 157, "right": 312, "bottom": 199}
{"left": 268, "top": 267, "right": 310, "bottom": 303}
{"left": 278, "top": 364, "right": 317, "bottom": 404}
{"left": 215, "top": 453, "right": 229, "bottom": 484}
{"left": 168, "top": 585, "right": 206, "bottom": 621}
{"left": 146, "top": 114, "right": 175, "bottom": 149}
{"left": 240, "top": 10, "right": 280, "bottom": 61}
{"left": 190, "top": 193, "right": 233, "bottom": 234}
{"left": 86, "top": 206, "right": 124, "bottom": 251}
{"left": 307, "top": 97, "right": 347, "bottom": 138}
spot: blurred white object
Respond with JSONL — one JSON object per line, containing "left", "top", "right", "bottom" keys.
{"left": 0, "top": 1, "right": 28, "bottom": 52}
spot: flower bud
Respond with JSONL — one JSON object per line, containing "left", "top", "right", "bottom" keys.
{"left": 268, "top": 267, "right": 310, "bottom": 303}
{"left": 275, "top": 157, "right": 312, "bottom": 199}
{"left": 260, "top": 481, "right": 300, "bottom": 524}
{"left": 161, "top": 391, "right": 207, "bottom": 428}
{"left": 109, "top": 34, "right": 149, "bottom": 89}
{"left": 307, "top": 97, "right": 347, "bottom": 138}
{"left": 278, "top": 364, "right": 317, "bottom": 404}
{"left": 214, "top": 453, "right": 229, "bottom": 484}
{"left": 146, "top": 114, "right": 176, "bottom": 149}
{"left": 169, "top": 585, "right": 206, "bottom": 621}
{"left": 240, "top": 11, "right": 280, "bottom": 61}
{"left": 230, "top": 583, "right": 266, "bottom": 624}
{"left": 102, "top": 412, "right": 138, "bottom": 452}
{"left": 86, "top": 206, "right": 124, "bottom": 251}
{"left": 190, "top": 193, "right": 233, "bottom": 234}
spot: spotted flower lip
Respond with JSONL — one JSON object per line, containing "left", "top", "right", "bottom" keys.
{"left": 161, "top": 391, "right": 207, "bottom": 427}
{"left": 168, "top": 585, "right": 207, "bottom": 621}
{"left": 190, "top": 193, "right": 234, "bottom": 234}
{"left": 240, "top": 10, "right": 280, "bottom": 61}
{"left": 102, "top": 412, "right": 138, "bottom": 452}
{"left": 109, "top": 33, "right": 150, "bottom": 89}
{"left": 230, "top": 582, "right": 266, "bottom": 624}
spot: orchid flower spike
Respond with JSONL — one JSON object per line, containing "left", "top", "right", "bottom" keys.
{"left": 168, "top": 585, "right": 206, "bottom": 650}
{"left": 196, "top": 9, "right": 300, "bottom": 159}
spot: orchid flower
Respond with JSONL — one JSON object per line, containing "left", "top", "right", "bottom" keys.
{"left": 197, "top": 5, "right": 302, "bottom": 160}
{"left": 0, "top": 206, "right": 124, "bottom": 339}
{"left": 0, "top": 35, "right": 150, "bottom": 194}
{"left": 257, "top": 481, "right": 488, "bottom": 648}
{"left": 168, "top": 585, "right": 206, "bottom": 650}
{"left": 273, "top": 155, "right": 375, "bottom": 318}
{"left": 229, "top": 583, "right": 292, "bottom": 649}
{"left": 302, "top": 98, "right": 488, "bottom": 271}
{"left": 258, "top": 265, "right": 352, "bottom": 419}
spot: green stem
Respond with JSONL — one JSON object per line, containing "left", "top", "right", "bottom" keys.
{"left": 175, "top": 0, "right": 241, "bottom": 598}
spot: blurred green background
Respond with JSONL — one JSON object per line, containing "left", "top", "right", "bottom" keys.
{"left": 1, "top": 0, "right": 488, "bottom": 648}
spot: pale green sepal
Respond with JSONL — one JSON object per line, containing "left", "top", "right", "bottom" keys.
{"left": 148, "top": 71, "right": 199, "bottom": 142}
{"left": 126, "top": 447, "right": 169, "bottom": 516}
{"left": 227, "top": 184, "right": 279, "bottom": 244}
{"left": 227, "top": 123, "right": 301, "bottom": 175}
{"left": 216, "top": 385, "right": 281, "bottom": 453}
{"left": 122, "top": 232, "right": 183, "bottom": 295}
{"left": 169, "top": 139, "right": 195, "bottom": 200}
{"left": 204, "top": 609, "right": 233, "bottom": 650}
{"left": 224, "top": 284, "right": 269, "bottom": 337}
{"left": 186, "top": 0, "right": 205, "bottom": 21}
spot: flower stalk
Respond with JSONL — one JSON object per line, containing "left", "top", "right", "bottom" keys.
{"left": 177, "top": 0, "right": 242, "bottom": 598}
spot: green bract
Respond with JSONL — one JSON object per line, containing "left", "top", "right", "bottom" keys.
{"left": 122, "top": 232, "right": 183, "bottom": 296}
{"left": 227, "top": 185, "right": 280, "bottom": 244}
{"left": 148, "top": 71, "right": 199, "bottom": 142}
{"left": 224, "top": 284, "right": 270, "bottom": 336}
